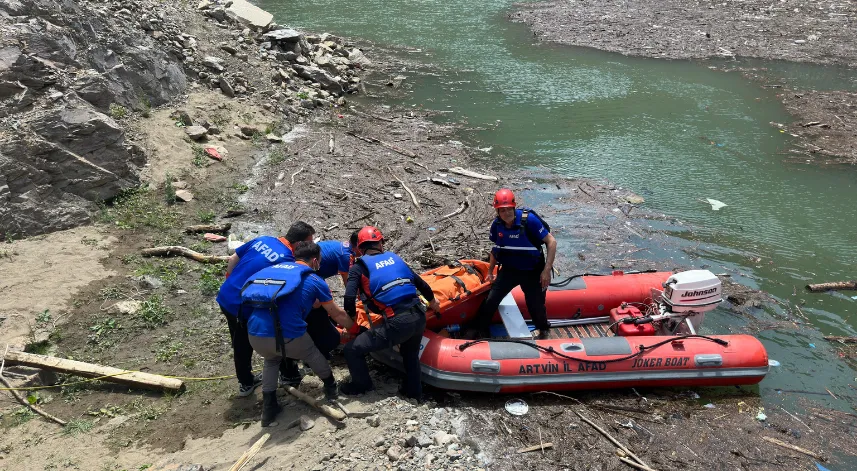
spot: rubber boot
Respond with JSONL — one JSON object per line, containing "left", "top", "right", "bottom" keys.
{"left": 322, "top": 375, "right": 338, "bottom": 401}
{"left": 261, "top": 391, "right": 282, "bottom": 427}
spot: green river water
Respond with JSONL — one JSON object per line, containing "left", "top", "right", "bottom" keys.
{"left": 256, "top": 0, "right": 857, "bottom": 407}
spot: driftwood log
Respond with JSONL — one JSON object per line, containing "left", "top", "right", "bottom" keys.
{"left": 823, "top": 336, "right": 857, "bottom": 344}
{"left": 141, "top": 246, "right": 230, "bottom": 264}
{"left": 441, "top": 198, "right": 470, "bottom": 220}
{"left": 517, "top": 443, "right": 554, "bottom": 453}
{"left": 3, "top": 350, "right": 185, "bottom": 393}
{"left": 448, "top": 166, "right": 498, "bottom": 181}
{"left": 283, "top": 385, "right": 346, "bottom": 421}
{"left": 185, "top": 223, "right": 231, "bottom": 234}
{"left": 806, "top": 280, "right": 857, "bottom": 292}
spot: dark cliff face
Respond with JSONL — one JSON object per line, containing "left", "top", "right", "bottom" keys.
{"left": 0, "top": 0, "right": 187, "bottom": 238}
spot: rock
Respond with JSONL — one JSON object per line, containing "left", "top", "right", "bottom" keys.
{"left": 108, "top": 300, "right": 142, "bottom": 316}
{"left": 276, "top": 51, "right": 299, "bottom": 62}
{"left": 263, "top": 28, "right": 303, "bottom": 43}
{"left": 207, "top": 125, "right": 221, "bottom": 135}
{"left": 135, "top": 275, "right": 163, "bottom": 290}
{"left": 197, "top": 0, "right": 212, "bottom": 9}
{"left": 172, "top": 181, "right": 189, "bottom": 189}
{"left": 291, "top": 65, "right": 343, "bottom": 94}
{"left": 240, "top": 125, "right": 258, "bottom": 136}
{"left": 386, "top": 445, "right": 404, "bottom": 461}
{"left": 348, "top": 48, "right": 372, "bottom": 67}
{"left": 446, "top": 450, "right": 463, "bottom": 461}
{"left": 265, "top": 133, "right": 282, "bottom": 142}
{"left": 367, "top": 416, "right": 380, "bottom": 427}
{"left": 225, "top": 0, "right": 273, "bottom": 29}
{"left": 219, "top": 78, "right": 235, "bottom": 97}
{"left": 220, "top": 44, "right": 238, "bottom": 55}
{"left": 174, "top": 110, "right": 193, "bottom": 126}
{"left": 624, "top": 194, "right": 645, "bottom": 204}
{"left": 406, "top": 420, "right": 419, "bottom": 426}
{"left": 794, "top": 39, "right": 806, "bottom": 44}
{"left": 374, "top": 438, "right": 386, "bottom": 447}
{"left": 202, "top": 56, "right": 225, "bottom": 72}
{"left": 432, "top": 431, "right": 459, "bottom": 447}
{"left": 418, "top": 435, "right": 433, "bottom": 448}
{"left": 300, "top": 415, "right": 315, "bottom": 431}
{"left": 405, "top": 436, "right": 419, "bottom": 448}
{"left": 185, "top": 126, "right": 208, "bottom": 140}
{"left": 174, "top": 190, "right": 194, "bottom": 202}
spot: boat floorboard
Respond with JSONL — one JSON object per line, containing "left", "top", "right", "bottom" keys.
{"left": 489, "top": 321, "right": 614, "bottom": 340}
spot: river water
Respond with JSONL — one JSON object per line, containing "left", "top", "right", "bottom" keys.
{"left": 256, "top": 0, "right": 857, "bottom": 406}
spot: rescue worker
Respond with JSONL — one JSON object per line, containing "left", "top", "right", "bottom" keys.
{"left": 216, "top": 221, "right": 315, "bottom": 397}
{"left": 339, "top": 226, "right": 440, "bottom": 399}
{"left": 467, "top": 189, "right": 557, "bottom": 340}
{"left": 299, "top": 232, "right": 359, "bottom": 359}
{"left": 242, "top": 241, "right": 355, "bottom": 427}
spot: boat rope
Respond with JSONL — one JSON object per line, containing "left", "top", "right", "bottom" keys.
{"left": 549, "top": 269, "right": 660, "bottom": 288}
{"left": 456, "top": 334, "right": 729, "bottom": 364}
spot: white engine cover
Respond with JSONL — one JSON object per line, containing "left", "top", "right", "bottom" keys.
{"left": 662, "top": 270, "right": 722, "bottom": 313}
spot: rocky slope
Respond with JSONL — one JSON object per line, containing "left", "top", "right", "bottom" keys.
{"left": 0, "top": 0, "right": 369, "bottom": 239}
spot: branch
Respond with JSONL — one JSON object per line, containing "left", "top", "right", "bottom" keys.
{"left": 388, "top": 167, "right": 420, "bottom": 211}
{"left": 0, "top": 374, "right": 67, "bottom": 426}
{"left": 346, "top": 131, "right": 417, "bottom": 158}
{"left": 185, "top": 223, "right": 231, "bottom": 234}
{"left": 441, "top": 198, "right": 470, "bottom": 220}
{"left": 141, "top": 246, "right": 230, "bottom": 263}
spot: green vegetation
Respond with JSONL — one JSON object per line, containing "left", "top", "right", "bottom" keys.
{"left": 197, "top": 261, "right": 226, "bottom": 296}
{"left": 109, "top": 103, "right": 128, "bottom": 119}
{"left": 197, "top": 210, "right": 216, "bottom": 223}
{"left": 63, "top": 419, "right": 94, "bottom": 436}
{"left": 269, "top": 146, "right": 287, "bottom": 165}
{"left": 134, "top": 259, "right": 185, "bottom": 289}
{"left": 155, "top": 340, "right": 184, "bottom": 362}
{"left": 88, "top": 318, "right": 120, "bottom": 345}
{"left": 138, "top": 295, "right": 171, "bottom": 329}
{"left": 99, "top": 186, "right": 180, "bottom": 230}
{"left": 191, "top": 145, "right": 208, "bottom": 167}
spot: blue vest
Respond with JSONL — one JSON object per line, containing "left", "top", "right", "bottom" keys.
{"left": 216, "top": 236, "right": 294, "bottom": 317}
{"left": 491, "top": 208, "right": 545, "bottom": 270}
{"left": 240, "top": 263, "right": 313, "bottom": 347}
{"left": 360, "top": 252, "right": 418, "bottom": 310}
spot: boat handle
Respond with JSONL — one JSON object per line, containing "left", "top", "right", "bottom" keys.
{"left": 560, "top": 343, "right": 584, "bottom": 353}
{"left": 471, "top": 360, "right": 501, "bottom": 374}
{"left": 694, "top": 354, "right": 723, "bottom": 367}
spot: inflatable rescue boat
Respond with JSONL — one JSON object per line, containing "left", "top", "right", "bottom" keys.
{"left": 352, "top": 261, "right": 770, "bottom": 393}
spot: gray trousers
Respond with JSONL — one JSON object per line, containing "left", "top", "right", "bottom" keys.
{"left": 248, "top": 332, "right": 333, "bottom": 392}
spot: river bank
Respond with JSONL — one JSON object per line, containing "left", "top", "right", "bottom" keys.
{"left": 512, "top": 0, "right": 857, "bottom": 164}
{"left": 1, "top": 0, "right": 856, "bottom": 470}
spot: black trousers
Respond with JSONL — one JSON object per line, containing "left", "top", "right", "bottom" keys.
{"left": 222, "top": 308, "right": 298, "bottom": 386}
{"left": 470, "top": 263, "right": 549, "bottom": 333}
{"left": 304, "top": 306, "right": 342, "bottom": 359}
{"left": 343, "top": 305, "right": 426, "bottom": 397}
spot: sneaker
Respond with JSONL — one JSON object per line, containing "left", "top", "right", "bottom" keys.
{"left": 339, "top": 381, "right": 374, "bottom": 396}
{"left": 238, "top": 373, "right": 263, "bottom": 397}
{"left": 279, "top": 371, "right": 303, "bottom": 388}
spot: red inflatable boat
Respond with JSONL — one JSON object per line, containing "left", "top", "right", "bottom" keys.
{"left": 363, "top": 261, "right": 770, "bottom": 393}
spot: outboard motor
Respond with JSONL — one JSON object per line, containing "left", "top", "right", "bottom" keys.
{"left": 654, "top": 270, "right": 722, "bottom": 335}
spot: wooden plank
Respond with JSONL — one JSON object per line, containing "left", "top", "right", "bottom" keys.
{"left": 4, "top": 350, "right": 185, "bottom": 393}
{"left": 283, "top": 385, "right": 346, "bottom": 421}
{"left": 761, "top": 436, "right": 824, "bottom": 460}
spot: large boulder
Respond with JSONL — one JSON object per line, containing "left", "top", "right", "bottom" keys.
{"left": 225, "top": 0, "right": 273, "bottom": 29}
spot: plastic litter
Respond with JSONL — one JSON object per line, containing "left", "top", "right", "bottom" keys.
{"left": 703, "top": 403, "right": 716, "bottom": 409}
{"left": 505, "top": 399, "right": 528, "bottom": 416}
{"left": 756, "top": 412, "right": 767, "bottom": 421}
{"left": 428, "top": 227, "right": 436, "bottom": 231}
{"left": 205, "top": 147, "right": 222, "bottom": 161}
{"left": 705, "top": 198, "right": 727, "bottom": 211}
{"left": 768, "top": 359, "right": 781, "bottom": 367}
{"left": 816, "top": 462, "right": 832, "bottom": 471}
{"left": 809, "top": 343, "right": 816, "bottom": 349}
{"left": 851, "top": 296, "right": 857, "bottom": 300}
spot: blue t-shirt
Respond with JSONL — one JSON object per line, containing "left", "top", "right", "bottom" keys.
{"left": 247, "top": 272, "right": 333, "bottom": 338}
{"left": 216, "top": 236, "right": 294, "bottom": 316}
{"left": 317, "top": 240, "right": 353, "bottom": 279}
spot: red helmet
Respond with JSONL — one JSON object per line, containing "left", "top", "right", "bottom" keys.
{"left": 492, "top": 188, "right": 516, "bottom": 209}
{"left": 356, "top": 226, "right": 384, "bottom": 248}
